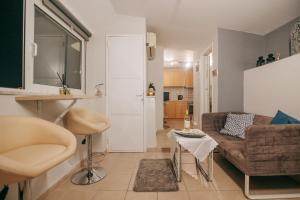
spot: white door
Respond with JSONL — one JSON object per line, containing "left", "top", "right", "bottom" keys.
{"left": 106, "top": 35, "right": 145, "bottom": 152}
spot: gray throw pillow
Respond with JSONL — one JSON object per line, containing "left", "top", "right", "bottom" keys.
{"left": 220, "top": 113, "right": 255, "bottom": 139}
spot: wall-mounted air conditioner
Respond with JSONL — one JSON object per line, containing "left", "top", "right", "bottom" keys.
{"left": 146, "top": 32, "right": 156, "bottom": 60}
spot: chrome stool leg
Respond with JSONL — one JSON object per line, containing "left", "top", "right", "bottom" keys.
{"left": 71, "top": 135, "right": 106, "bottom": 185}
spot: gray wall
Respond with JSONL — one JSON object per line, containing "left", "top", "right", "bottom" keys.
{"left": 210, "top": 17, "right": 299, "bottom": 113}
{"left": 217, "top": 28, "right": 265, "bottom": 112}
{"left": 147, "top": 46, "right": 164, "bottom": 130}
{"left": 265, "top": 17, "right": 300, "bottom": 59}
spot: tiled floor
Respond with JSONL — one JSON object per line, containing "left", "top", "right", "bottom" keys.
{"left": 158, "top": 119, "right": 185, "bottom": 149}
{"left": 40, "top": 125, "right": 300, "bottom": 200}
{"left": 41, "top": 151, "right": 300, "bottom": 200}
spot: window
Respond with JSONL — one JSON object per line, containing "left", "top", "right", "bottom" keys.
{"left": 33, "top": 7, "right": 82, "bottom": 90}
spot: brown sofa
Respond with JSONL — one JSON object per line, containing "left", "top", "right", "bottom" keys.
{"left": 202, "top": 112, "right": 300, "bottom": 199}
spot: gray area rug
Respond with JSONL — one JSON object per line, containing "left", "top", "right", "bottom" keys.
{"left": 133, "top": 159, "right": 179, "bottom": 192}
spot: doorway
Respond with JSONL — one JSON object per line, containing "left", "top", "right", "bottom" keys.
{"left": 156, "top": 60, "right": 194, "bottom": 149}
{"left": 198, "top": 47, "right": 215, "bottom": 129}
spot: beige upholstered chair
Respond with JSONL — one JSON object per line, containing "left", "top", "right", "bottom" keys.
{"left": 64, "top": 107, "right": 110, "bottom": 185}
{"left": 0, "top": 116, "right": 77, "bottom": 199}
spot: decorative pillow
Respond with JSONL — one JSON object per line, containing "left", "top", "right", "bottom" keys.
{"left": 220, "top": 113, "right": 255, "bottom": 139}
{"left": 271, "top": 110, "right": 300, "bottom": 124}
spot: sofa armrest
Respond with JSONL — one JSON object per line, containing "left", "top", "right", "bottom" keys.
{"left": 202, "top": 112, "right": 228, "bottom": 132}
{"left": 244, "top": 124, "right": 300, "bottom": 176}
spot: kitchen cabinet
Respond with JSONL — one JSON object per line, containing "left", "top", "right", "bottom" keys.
{"left": 163, "top": 68, "right": 193, "bottom": 88}
{"left": 175, "top": 101, "right": 188, "bottom": 118}
{"left": 164, "top": 68, "right": 186, "bottom": 87}
{"left": 185, "top": 69, "right": 193, "bottom": 88}
{"left": 164, "top": 101, "right": 176, "bottom": 118}
{"left": 164, "top": 101, "right": 188, "bottom": 119}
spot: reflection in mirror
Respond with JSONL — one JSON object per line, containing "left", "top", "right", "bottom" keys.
{"left": 34, "top": 7, "right": 82, "bottom": 89}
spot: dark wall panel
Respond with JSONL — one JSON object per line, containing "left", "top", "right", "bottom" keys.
{"left": 0, "top": 0, "right": 24, "bottom": 88}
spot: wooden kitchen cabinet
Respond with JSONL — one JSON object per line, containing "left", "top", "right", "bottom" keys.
{"left": 175, "top": 101, "right": 188, "bottom": 118}
{"left": 163, "top": 69, "right": 173, "bottom": 87}
{"left": 164, "top": 101, "right": 176, "bottom": 118}
{"left": 164, "top": 68, "right": 185, "bottom": 87}
{"left": 185, "top": 69, "right": 193, "bottom": 88}
{"left": 164, "top": 101, "right": 188, "bottom": 119}
{"left": 163, "top": 68, "right": 193, "bottom": 88}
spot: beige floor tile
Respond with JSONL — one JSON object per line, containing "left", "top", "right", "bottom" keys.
{"left": 212, "top": 172, "right": 242, "bottom": 191}
{"left": 128, "top": 169, "right": 138, "bottom": 191}
{"left": 178, "top": 182, "right": 186, "bottom": 191}
{"left": 101, "top": 160, "right": 137, "bottom": 174}
{"left": 182, "top": 163, "right": 198, "bottom": 175}
{"left": 182, "top": 153, "right": 195, "bottom": 164}
{"left": 39, "top": 128, "right": 300, "bottom": 200}
{"left": 188, "top": 191, "right": 219, "bottom": 200}
{"left": 155, "top": 152, "right": 170, "bottom": 159}
{"left": 59, "top": 189, "right": 96, "bottom": 200}
{"left": 125, "top": 191, "right": 157, "bottom": 200}
{"left": 91, "top": 191, "right": 126, "bottom": 200}
{"left": 57, "top": 172, "right": 132, "bottom": 191}
{"left": 182, "top": 173, "right": 214, "bottom": 191}
{"left": 212, "top": 158, "right": 243, "bottom": 191}
{"left": 158, "top": 191, "right": 189, "bottom": 200}
{"left": 95, "top": 173, "right": 132, "bottom": 191}
{"left": 216, "top": 191, "right": 247, "bottom": 200}
{"left": 40, "top": 190, "right": 65, "bottom": 200}
{"left": 137, "top": 152, "right": 158, "bottom": 159}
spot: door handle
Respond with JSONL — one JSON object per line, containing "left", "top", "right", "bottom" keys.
{"left": 32, "top": 42, "right": 38, "bottom": 57}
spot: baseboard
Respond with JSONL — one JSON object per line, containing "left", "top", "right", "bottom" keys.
{"left": 36, "top": 161, "right": 82, "bottom": 200}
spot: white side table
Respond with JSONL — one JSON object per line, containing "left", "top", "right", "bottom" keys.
{"left": 168, "top": 130, "right": 218, "bottom": 182}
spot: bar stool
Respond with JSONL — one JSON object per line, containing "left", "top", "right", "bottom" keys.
{"left": 0, "top": 116, "right": 77, "bottom": 200}
{"left": 64, "top": 107, "right": 110, "bottom": 185}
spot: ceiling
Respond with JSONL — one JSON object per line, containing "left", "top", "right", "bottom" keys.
{"left": 110, "top": 0, "right": 300, "bottom": 60}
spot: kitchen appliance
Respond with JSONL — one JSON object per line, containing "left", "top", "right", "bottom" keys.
{"left": 188, "top": 103, "right": 193, "bottom": 114}
{"left": 164, "top": 92, "right": 170, "bottom": 101}
{"left": 178, "top": 95, "right": 183, "bottom": 100}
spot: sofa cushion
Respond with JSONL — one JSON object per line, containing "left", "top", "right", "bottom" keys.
{"left": 271, "top": 110, "right": 300, "bottom": 124}
{"left": 220, "top": 113, "right": 255, "bottom": 138}
{"left": 253, "top": 114, "right": 272, "bottom": 125}
{"left": 206, "top": 131, "right": 244, "bottom": 145}
{"left": 206, "top": 130, "right": 246, "bottom": 172}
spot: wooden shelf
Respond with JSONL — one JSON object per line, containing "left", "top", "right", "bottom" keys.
{"left": 15, "top": 94, "right": 96, "bottom": 101}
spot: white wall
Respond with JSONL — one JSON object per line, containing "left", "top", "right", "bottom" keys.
{"left": 244, "top": 54, "right": 300, "bottom": 119}
{"left": 199, "top": 40, "right": 217, "bottom": 128}
{"left": 147, "top": 46, "right": 164, "bottom": 130}
{"left": 193, "top": 61, "right": 200, "bottom": 126}
{"left": 2, "top": 0, "right": 146, "bottom": 199}
{"left": 212, "top": 36, "right": 219, "bottom": 113}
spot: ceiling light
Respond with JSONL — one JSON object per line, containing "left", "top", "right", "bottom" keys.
{"left": 185, "top": 62, "right": 192, "bottom": 68}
